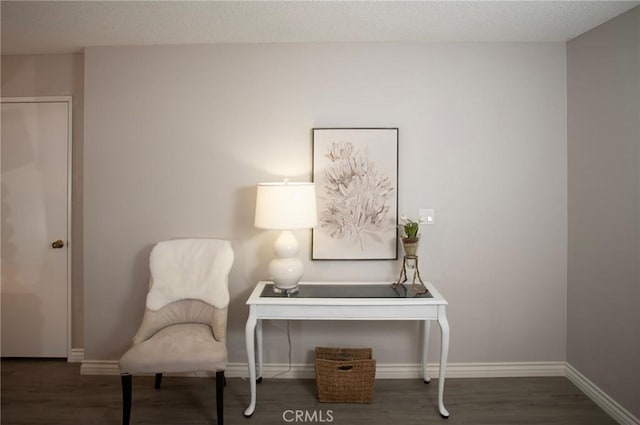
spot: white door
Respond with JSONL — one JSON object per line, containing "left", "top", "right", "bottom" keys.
{"left": 1, "top": 98, "right": 71, "bottom": 358}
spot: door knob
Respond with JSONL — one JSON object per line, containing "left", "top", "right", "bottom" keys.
{"left": 51, "top": 240, "right": 65, "bottom": 249}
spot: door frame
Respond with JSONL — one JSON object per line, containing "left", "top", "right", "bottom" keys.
{"left": 1, "top": 96, "right": 73, "bottom": 359}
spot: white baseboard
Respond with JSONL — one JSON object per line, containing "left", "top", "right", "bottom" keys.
{"left": 566, "top": 363, "right": 640, "bottom": 425}
{"left": 418, "top": 361, "right": 567, "bottom": 379}
{"left": 79, "top": 360, "right": 564, "bottom": 379}
{"left": 80, "top": 360, "right": 119, "bottom": 375}
{"left": 228, "top": 361, "right": 566, "bottom": 380}
{"left": 67, "top": 348, "right": 84, "bottom": 363}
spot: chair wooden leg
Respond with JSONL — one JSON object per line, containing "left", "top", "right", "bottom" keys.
{"left": 121, "top": 374, "right": 132, "bottom": 425}
{"left": 216, "top": 371, "right": 224, "bottom": 425}
{"left": 154, "top": 373, "right": 163, "bottom": 389}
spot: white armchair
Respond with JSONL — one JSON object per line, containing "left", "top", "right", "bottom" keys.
{"left": 119, "top": 238, "right": 234, "bottom": 425}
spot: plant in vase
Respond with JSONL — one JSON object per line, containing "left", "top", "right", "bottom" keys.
{"left": 399, "top": 215, "right": 422, "bottom": 256}
{"left": 393, "top": 214, "right": 428, "bottom": 294}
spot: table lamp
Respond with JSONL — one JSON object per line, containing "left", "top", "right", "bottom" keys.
{"left": 255, "top": 180, "right": 317, "bottom": 293}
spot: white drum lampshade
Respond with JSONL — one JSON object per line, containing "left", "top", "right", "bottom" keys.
{"left": 255, "top": 181, "right": 317, "bottom": 293}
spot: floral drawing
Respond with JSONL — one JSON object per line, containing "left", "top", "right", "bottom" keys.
{"left": 319, "top": 141, "right": 395, "bottom": 252}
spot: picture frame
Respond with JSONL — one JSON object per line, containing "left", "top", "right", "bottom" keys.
{"left": 312, "top": 128, "right": 399, "bottom": 260}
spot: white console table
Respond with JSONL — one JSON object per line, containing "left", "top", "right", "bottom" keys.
{"left": 243, "top": 281, "right": 450, "bottom": 418}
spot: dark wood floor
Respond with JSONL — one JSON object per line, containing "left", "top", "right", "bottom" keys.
{"left": 1, "top": 359, "right": 616, "bottom": 425}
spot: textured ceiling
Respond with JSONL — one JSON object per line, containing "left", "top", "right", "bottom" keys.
{"left": 2, "top": 1, "right": 639, "bottom": 55}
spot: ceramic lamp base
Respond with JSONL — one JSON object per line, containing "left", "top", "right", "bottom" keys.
{"left": 269, "top": 230, "right": 304, "bottom": 293}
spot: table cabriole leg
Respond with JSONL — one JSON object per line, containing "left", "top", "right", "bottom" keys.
{"left": 437, "top": 305, "right": 450, "bottom": 418}
{"left": 256, "top": 319, "right": 263, "bottom": 383}
{"left": 422, "top": 320, "right": 431, "bottom": 383}
{"left": 244, "top": 308, "right": 257, "bottom": 418}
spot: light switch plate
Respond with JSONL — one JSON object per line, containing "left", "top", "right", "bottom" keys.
{"left": 419, "top": 208, "right": 435, "bottom": 224}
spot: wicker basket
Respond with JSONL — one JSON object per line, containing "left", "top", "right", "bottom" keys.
{"left": 315, "top": 347, "right": 376, "bottom": 403}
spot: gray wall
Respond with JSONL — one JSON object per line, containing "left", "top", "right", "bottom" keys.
{"left": 567, "top": 7, "right": 640, "bottom": 419}
{"left": 83, "top": 43, "right": 567, "bottom": 364}
{"left": 1, "top": 54, "right": 85, "bottom": 349}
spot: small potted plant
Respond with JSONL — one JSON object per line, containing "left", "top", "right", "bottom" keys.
{"left": 399, "top": 215, "right": 421, "bottom": 256}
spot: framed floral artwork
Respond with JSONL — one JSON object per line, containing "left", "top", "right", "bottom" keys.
{"left": 312, "top": 128, "right": 398, "bottom": 260}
